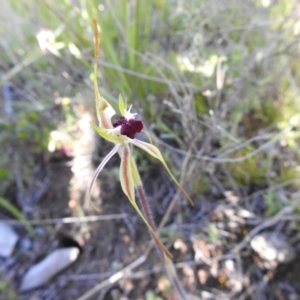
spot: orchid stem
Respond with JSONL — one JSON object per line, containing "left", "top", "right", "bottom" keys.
{"left": 136, "top": 185, "right": 164, "bottom": 259}
{"left": 136, "top": 185, "right": 188, "bottom": 300}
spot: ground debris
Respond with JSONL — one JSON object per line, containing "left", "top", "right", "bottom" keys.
{"left": 251, "top": 232, "right": 295, "bottom": 266}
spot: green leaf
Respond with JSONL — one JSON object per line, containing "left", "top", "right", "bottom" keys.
{"left": 0, "top": 197, "right": 35, "bottom": 236}
{"left": 0, "top": 167, "right": 8, "bottom": 180}
{"left": 90, "top": 122, "right": 123, "bottom": 144}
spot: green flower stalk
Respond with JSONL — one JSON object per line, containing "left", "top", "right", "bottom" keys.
{"left": 90, "top": 19, "right": 193, "bottom": 299}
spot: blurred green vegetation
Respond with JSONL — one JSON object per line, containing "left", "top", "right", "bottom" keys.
{"left": 0, "top": 197, "right": 35, "bottom": 235}
{"left": 0, "top": 0, "right": 300, "bottom": 220}
{"left": 0, "top": 278, "right": 17, "bottom": 300}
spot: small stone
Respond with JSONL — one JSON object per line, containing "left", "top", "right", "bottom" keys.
{"left": 20, "top": 247, "right": 80, "bottom": 291}
{"left": 19, "top": 237, "right": 32, "bottom": 252}
{"left": 224, "top": 259, "right": 235, "bottom": 273}
{"left": 197, "top": 269, "right": 209, "bottom": 284}
{"left": 237, "top": 208, "right": 255, "bottom": 219}
{"left": 251, "top": 233, "right": 295, "bottom": 264}
{"left": 0, "top": 222, "right": 19, "bottom": 257}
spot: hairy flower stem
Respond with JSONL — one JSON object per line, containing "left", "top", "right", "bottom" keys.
{"left": 136, "top": 186, "right": 164, "bottom": 259}
{"left": 136, "top": 185, "right": 188, "bottom": 300}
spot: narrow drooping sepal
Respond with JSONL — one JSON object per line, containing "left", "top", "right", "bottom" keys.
{"left": 131, "top": 139, "right": 194, "bottom": 205}
{"left": 89, "top": 144, "right": 120, "bottom": 195}
{"left": 120, "top": 145, "right": 135, "bottom": 203}
{"left": 119, "top": 145, "right": 172, "bottom": 257}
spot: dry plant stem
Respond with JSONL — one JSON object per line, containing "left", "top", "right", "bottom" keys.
{"left": 136, "top": 185, "right": 188, "bottom": 300}
{"left": 76, "top": 255, "right": 146, "bottom": 300}
{"left": 1, "top": 214, "right": 127, "bottom": 226}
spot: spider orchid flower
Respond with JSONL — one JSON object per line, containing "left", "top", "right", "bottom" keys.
{"left": 90, "top": 20, "right": 193, "bottom": 256}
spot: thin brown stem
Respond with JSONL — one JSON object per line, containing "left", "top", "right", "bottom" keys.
{"left": 136, "top": 185, "right": 164, "bottom": 259}
{"left": 136, "top": 185, "right": 188, "bottom": 300}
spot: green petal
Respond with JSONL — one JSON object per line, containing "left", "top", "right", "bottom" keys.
{"left": 118, "top": 94, "right": 126, "bottom": 116}
{"left": 130, "top": 157, "right": 142, "bottom": 187}
{"left": 90, "top": 122, "right": 124, "bottom": 144}
{"left": 131, "top": 139, "right": 194, "bottom": 206}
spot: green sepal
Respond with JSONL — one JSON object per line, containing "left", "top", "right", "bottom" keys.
{"left": 131, "top": 139, "right": 194, "bottom": 205}
{"left": 90, "top": 122, "right": 123, "bottom": 144}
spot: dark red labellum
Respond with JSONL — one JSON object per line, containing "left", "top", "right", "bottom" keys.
{"left": 112, "top": 116, "right": 127, "bottom": 127}
{"left": 128, "top": 119, "right": 143, "bottom": 133}
{"left": 113, "top": 117, "right": 143, "bottom": 139}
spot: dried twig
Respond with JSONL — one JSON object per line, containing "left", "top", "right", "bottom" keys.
{"left": 76, "top": 255, "right": 146, "bottom": 300}
{"left": 1, "top": 214, "right": 127, "bottom": 226}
